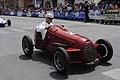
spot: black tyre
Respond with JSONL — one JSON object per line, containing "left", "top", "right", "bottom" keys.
{"left": 95, "top": 39, "right": 113, "bottom": 62}
{"left": 53, "top": 47, "right": 69, "bottom": 74}
{"left": 22, "top": 35, "right": 33, "bottom": 57}
{"left": 7, "top": 19, "right": 11, "bottom": 26}
{"left": 100, "top": 20, "right": 104, "bottom": 24}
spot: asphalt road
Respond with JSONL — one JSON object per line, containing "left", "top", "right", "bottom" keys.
{"left": 0, "top": 16, "right": 120, "bottom": 80}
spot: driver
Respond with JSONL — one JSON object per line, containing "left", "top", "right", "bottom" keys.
{"left": 36, "top": 12, "right": 54, "bottom": 40}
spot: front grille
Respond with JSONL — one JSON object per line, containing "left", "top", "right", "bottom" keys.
{"left": 84, "top": 44, "right": 97, "bottom": 62}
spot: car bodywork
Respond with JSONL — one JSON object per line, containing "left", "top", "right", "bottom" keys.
{"left": 35, "top": 25, "right": 97, "bottom": 63}
{"left": 0, "top": 18, "right": 11, "bottom": 27}
{"left": 22, "top": 25, "right": 113, "bottom": 73}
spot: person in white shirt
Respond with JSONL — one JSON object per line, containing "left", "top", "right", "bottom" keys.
{"left": 36, "top": 13, "right": 54, "bottom": 40}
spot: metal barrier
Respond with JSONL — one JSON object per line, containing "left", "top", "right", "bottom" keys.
{"left": 89, "top": 10, "right": 102, "bottom": 20}
{"left": 54, "top": 10, "right": 86, "bottom": 21}
{"left": 2, "top": 10, "right": 86, "bottom": 21}
{"left": 2, "top": 10, "right": 119, "bottom": 25}
{"left": 89, "top": 10, "right": 120, "bottom": 25}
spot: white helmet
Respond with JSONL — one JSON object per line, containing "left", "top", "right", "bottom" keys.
{"left": 45, "top": 13, "right": 54, "bottom": 18}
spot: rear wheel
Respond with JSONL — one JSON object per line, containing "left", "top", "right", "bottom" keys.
{"left": 22, "top": 35, "right": 33, "bottom": 57}
{"left": 95, "top": 39, "right": 113, "bottom": 62}
{"left": 7, "top": 19, "right": 11, "bottom": 26}
{"left": 53, "top": 47, "right": 69, "bottom": 74}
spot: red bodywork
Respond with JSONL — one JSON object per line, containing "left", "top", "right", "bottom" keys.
{"left": 34, "top": 25, "right": 97, "bottom": 63}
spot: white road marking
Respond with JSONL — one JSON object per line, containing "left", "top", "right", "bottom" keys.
{"left": 22, "top": 27, "right": 34, "bottom": 30}
{"left": 102, "top": 68, "right": 120, "bottom": 80}
{"left": 0, "top": 29, "right": 10, "bottom": 34}
{"left": 10, "top": 28, "right": 26, "bottom": 32}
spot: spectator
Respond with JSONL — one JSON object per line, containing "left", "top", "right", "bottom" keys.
{"left": 84, "top": 1, "right": 90, "bottom": 22}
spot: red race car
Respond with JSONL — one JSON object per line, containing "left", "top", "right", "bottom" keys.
{"left": 22, "top": 25, "right": 113, "bottom": 73}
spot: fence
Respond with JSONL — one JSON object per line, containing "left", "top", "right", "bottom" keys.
{"left": 54, "top": 10, "right": 86, "bottom": 21}
{"left": 2, "top": 9, "right": 120, "bottom": 24}
{"left": 2, "top": 10, "right": 86, "bottom": 21}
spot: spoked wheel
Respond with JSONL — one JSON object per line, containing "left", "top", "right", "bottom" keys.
{"left": 96, "top": 39, "right": 113, "bottom": 62}
{"left": 7, "top": 19, "right": 11, "bottom": 26}
{"left": 22, "top": 35, "right": 33, "bottom": 57}
{"left": 53, "top": 47, "right": 69, "bottom": 74}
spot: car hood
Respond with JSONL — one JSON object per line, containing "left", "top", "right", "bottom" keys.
{"left": 48, "top": 25, "right": 93, "bottom": 45}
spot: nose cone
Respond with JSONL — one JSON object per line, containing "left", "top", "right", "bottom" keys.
{"left": 78, "top": 35, "right": 91, "bottom": 44}
{"left": 76, "top": 36, "right": 97, "bottom": 62}
{"left": 0, "top": 18, "right": 6, "bottom": 24}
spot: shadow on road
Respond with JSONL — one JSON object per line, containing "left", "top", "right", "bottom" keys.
{"left": 50, "top": 71, "right": 68, "bottom": 80}
{"left": 49, "top": 61, "right": 112, "bottom": 79}
{"left": 19, "top": 51, "right": 112, "bottom": 80}
{"left": 49, "top": 64, "right": 96, "bottom": 80}
{"left": 19, "top": 50, "right": 53, "bottom": 66}
{"left": 99, "top": 61, "right": 112, "bottom": 66}
{"left": 19, "top": 55, "right": 31, "bottom": 60}
{"left": 69, "top": 64, "right": 95, "bottom": 75}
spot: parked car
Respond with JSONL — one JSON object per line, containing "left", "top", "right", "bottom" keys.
{"left": 22, "top": 25, "right": 113, "bottom": 73}
{"left": 0, "top": 18, "right": 11, "bottom": 27}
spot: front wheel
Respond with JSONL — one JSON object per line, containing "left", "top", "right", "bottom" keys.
{"left": 22, "top": 35, "right": 33, "bottom": 57}
{"left": 95, "top": 39, "right": 113, "bottom": 62}
{"left": 53, "top": 47, "right": 69, "bottom": 74}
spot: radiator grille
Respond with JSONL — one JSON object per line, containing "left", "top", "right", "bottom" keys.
{"left": 84, "top": 44, "right": 97, "bottom": 62}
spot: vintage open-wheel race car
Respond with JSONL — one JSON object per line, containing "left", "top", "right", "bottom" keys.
{"left": 22, "top": 25, "right": 113, "bottom": 73}
{"left": 0, "top": 18, "right": 11, "bottom": 27}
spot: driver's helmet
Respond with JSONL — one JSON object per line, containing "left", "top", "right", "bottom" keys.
{"left": 45, "top": 13, "right": 54, "bottom": 19}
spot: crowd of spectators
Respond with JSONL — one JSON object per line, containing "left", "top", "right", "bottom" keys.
{"left": 53, "top": 0, "right": 120, "bottom": 13}
{"left": 0, "top": 7, "right": 55, "bottom": 16}
{"left": 98, "top": 0, "right": 120, "bottom": 10}
{"left": 54, "top": 1, "right": 94, "bottom": 12}
{"left": 0, "top": 0, "right": 119, "bottom": 17}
